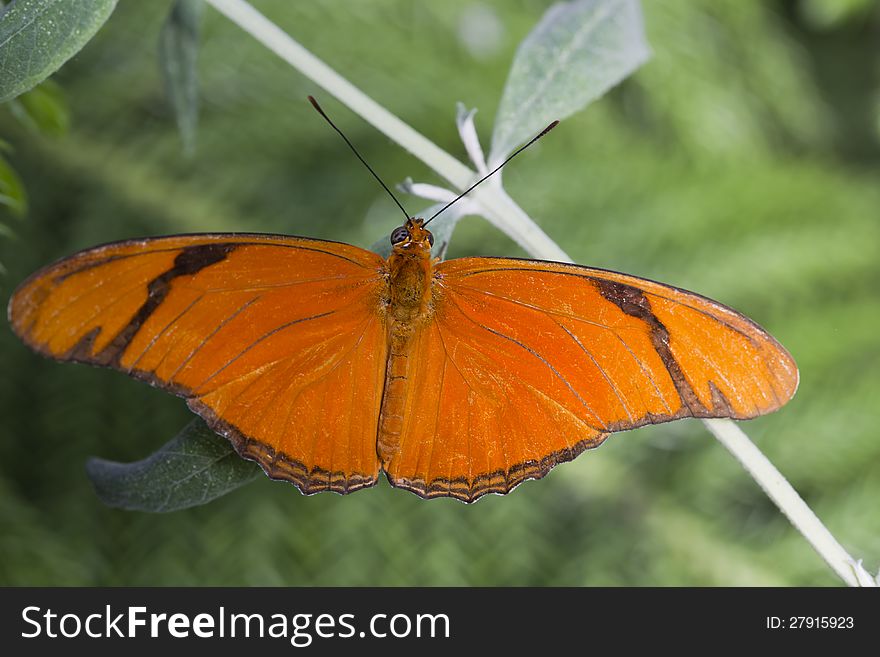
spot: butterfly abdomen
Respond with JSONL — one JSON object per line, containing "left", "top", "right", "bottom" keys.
{"left": 377, "top": 326, "right": 414, "bottom": 464}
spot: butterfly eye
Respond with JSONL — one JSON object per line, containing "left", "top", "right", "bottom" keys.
{"left": 427, "top": 232, "right": 435, "bottom": 247}
{"left": 390, "top": 226, "right": 409, "bottom": 245}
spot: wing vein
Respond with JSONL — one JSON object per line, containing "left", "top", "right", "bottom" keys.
{"left": 127, "top": 292, "right": 207, "bottom": 372}
{"left": 167, "top": 295, "right": 262, "bottom": 382}
{"left": 445, "top": 294, "right": 606, "bottom": 430}
{"left": 305, "top": 318, "right": 376, "bottom": 482}
{"left": 44, "top": 276, "right": 161, "bottom": 350}
{"left": 556, "top": 322, "right": 635, "bottom": 424}
{"left": 448, "top": 282, "right": 617, "bottom": 332}
{"left": 427, "top": 345, "right": 448, "bottom": 485}
{"left": 197, "top": 275, "right": 365, "bottom": 294}
{"left": 42, "top": 255, "right": 173, "bottom": 326}
{"left": 613, "top": 333, "right": 673, "bottom": 414}
{"left": 452, "top": 266, "right": 759, "bottom": 342}
{"left": 194, "top": 310, "right": 336, "bottom": 391}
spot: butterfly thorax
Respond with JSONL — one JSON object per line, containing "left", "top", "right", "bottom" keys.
{"left": 377, "top": 218, "right": 436, "bottom": 464}
{"left": 387, "top": 252, "right": 432, "bottom": 322}
{"left": 385, "top": 218, "right": 434, "bottom": 322}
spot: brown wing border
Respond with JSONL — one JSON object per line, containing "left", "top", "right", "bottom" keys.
{"left": 385, "top": 433, "right": 610, "bottom": 503}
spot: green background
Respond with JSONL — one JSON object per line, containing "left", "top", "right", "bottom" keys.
{"left": 1, "top": 0, "right": 878, "bottom": 586}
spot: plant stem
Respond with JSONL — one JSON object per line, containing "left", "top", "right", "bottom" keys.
{"left": 205, "top": 0, "right": 471, "bottom": 189}
{"left": 203, "top": 0, "right": 872, "bottom": 587}
{"left": 204, "top": 0, "right": 569, "bottom": 261}
{"left": 703, "top": 418, "right": 862, "bottom": 586}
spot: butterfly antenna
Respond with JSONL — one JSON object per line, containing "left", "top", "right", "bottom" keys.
{"left": 308, "top": 96, "right": 410, "bottom": 222}
{"left": 424, "top": 120, "right": 559, "bottom": 226}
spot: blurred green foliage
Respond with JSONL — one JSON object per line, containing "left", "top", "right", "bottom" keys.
{"left": 0, "top": 139, "right": 27, "bottom": 220}
{"left": 0, "top": 0, "right": 878, "bottom": 586}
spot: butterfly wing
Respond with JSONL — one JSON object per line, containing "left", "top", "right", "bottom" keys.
{"left": 8, "top": 234, "right": 389, "bottom": 494}
{"left": 383, "top": 257, "right": 798, "bottom": 502}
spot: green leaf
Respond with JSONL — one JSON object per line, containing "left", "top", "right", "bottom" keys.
{"left": 0, "top": 0, "right": 118, "bottom": 103}
{"left": 7, "top": 78, "right": 69, "bottom": 136}
{"left": 159, "top": 0, "right": 203, "bottom": 154}
{"left": 86, "top": 418, "right": 262, "bottom": 513}
{"left": 489, "top": 0, "right": 650, "bottom": 165}
{"left": 0, "top": 143, "right": 26, "bottom": 216}
{"left": 369, "top": 231, "right": 392, "bottom": 259}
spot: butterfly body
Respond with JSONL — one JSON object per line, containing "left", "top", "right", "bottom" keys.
{"left": 378, "top": 218, "right": 436, "bottom": 464}
{"left": 8, "top": 220, "right": 798, "bottom": 502}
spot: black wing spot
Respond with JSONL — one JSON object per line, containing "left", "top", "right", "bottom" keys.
{"left": 595, "top": 277, "right": 709, "bottom": 416}
{"left": 95, "top": 243, "right": 237, "bottom": 366}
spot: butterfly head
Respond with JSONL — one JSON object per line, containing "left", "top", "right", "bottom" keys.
{"left": 390, "top": 217, "right": 434, "bottom": 255}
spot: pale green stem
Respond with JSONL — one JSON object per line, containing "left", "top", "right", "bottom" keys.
{"left": 703, "top": 418, "right": 864, "bottom": 587}
{"left": 204, "top": 0, "right": 569, "bottom": 262}
{"left": 203, "top": 0, "right": 873, "bottom": 587}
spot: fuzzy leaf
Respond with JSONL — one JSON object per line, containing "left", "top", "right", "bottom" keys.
{"left": 489, "top": 0, "right": 650, "bottom": 165}
{"left": 86, "top": 418, "right": 262, "bottom": 513}
{"left": 0, "top": 0, "right": 118, "bottom": 103}
{"left": 159, "top": 0, "right": 203, "bottom": 153}
{"left": 369, "top": 228, "right": 395, "bottom": 260}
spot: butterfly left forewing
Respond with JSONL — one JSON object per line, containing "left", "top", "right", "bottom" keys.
{"left": 441, "top": 257, "right": 798, "bottom": 420}
{"left": 384, "top": 256, "right": 798, "bottom": 502}
{"left": 9, "top": 234, "right": 389, "bottom": 494}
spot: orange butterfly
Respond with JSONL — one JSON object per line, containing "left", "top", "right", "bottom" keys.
{"left": 8, "top": 216, "right": 797, "bottom": 502}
